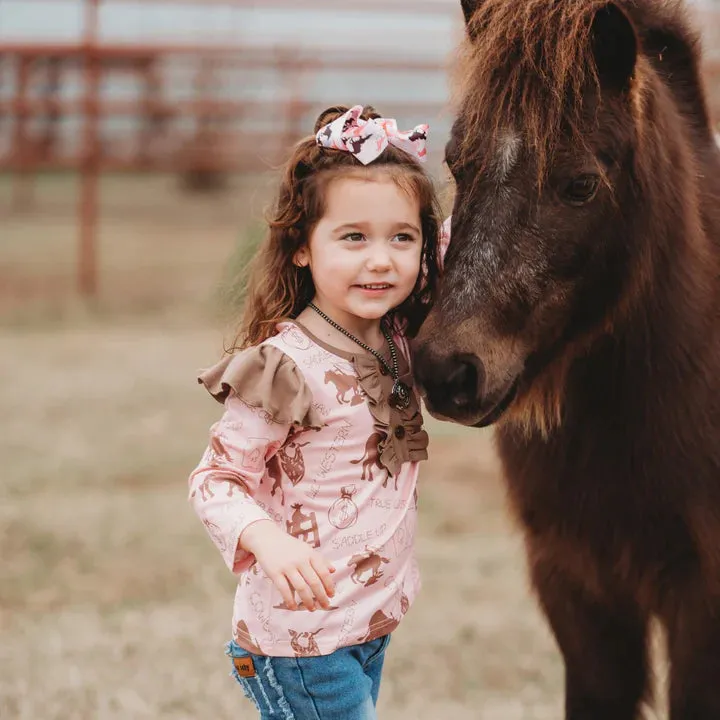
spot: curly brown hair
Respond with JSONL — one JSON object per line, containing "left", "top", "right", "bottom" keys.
{"left": 233, "top": 105, "right": 443, "bottom": 349}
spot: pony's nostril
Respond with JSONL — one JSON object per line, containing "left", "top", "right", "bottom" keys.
{"left": 446, "top": 353, "right": 485, "bottom": 409}
{"left": 447, "top": 362, "right": 477, "bottom": 407}
{"left": 413, "top": 347, "right": 486, "bottom": 416}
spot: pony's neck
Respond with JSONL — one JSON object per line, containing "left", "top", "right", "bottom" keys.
{"left": 612, "top": 82, "right": 719, "bottom": 390}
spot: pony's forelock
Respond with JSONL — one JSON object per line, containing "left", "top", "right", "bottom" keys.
{"left": 452, "top": 0, "right": 619, "bottom": 183}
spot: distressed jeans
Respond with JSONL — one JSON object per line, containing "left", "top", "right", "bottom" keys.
{"left": 225, "top": 635, "right": 391, "bottom": 720}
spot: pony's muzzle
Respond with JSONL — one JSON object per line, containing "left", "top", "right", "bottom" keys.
{"left": 414, "top": 348, "right": 487, "bottom": 422}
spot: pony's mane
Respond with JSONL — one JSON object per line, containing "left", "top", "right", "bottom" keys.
{"left": 453, "top": 0, "right": 637, "bottom": 181}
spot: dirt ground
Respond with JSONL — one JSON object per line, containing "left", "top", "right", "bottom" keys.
{"left": 0, "top": 175, "right": 668, "bottom": 719}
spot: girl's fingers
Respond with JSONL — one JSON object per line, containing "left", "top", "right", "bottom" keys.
{"left": 310, "top": 556, "right": 336, "bottom": 600}
{"left": 299, "top": 562, "right": 331, "bottom": 609}
{"left": 271, "top": 572, "right": 298, "bottom": 611}
{"left": 286, "top": 569, "right": 316, "bottom": 611}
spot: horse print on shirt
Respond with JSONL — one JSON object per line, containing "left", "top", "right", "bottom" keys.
{"left": 289, "top": 629, "right": 323, "bottom": 657}
{"left": 192, "top": 471, "right": 247, "bottom": 503}
{"left": 348, "top": 546, "right": 390, "bottom": 587}
{"left": 350, "top": 432, "right": 390, "bottom": 485}
{"left": 324, "top": 366, "right": 364, "bottom": 406}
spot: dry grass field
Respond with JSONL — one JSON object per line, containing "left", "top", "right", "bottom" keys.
{"left": 0, "top": 174, "right": 669, "bottom": 719}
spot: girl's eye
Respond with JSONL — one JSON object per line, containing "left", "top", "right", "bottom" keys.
{"left": 342, "top": 232, "right": 365, "bottom": 242}
{"left": 393, "top": 233, "right": 415, "bottom": 243}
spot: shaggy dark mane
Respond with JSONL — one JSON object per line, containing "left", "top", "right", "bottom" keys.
{"left": 452, "top": 0, "right": 700, "bottom": 180}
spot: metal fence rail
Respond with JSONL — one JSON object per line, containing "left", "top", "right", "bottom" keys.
{"left": 1, "top": 0, "right": 717, "bottom": 299}
{"left": 0, "top": 0, "right": 460, "bottom": 297}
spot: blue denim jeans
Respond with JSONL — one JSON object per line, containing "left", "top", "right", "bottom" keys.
{"left": 225, "top": 635, "right": 391, "bottom": 720}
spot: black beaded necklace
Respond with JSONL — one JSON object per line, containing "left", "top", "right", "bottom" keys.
{"left": 308, "top": 302, "right": 411, "bottom": 410}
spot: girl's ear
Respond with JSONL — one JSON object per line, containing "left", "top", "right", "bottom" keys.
{"left": 294, "top": 246, "right": 310, "bottom": 267}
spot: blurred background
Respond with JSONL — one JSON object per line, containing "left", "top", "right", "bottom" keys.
{"left": 1, "top": 1, "right": 718, "bottom": 718}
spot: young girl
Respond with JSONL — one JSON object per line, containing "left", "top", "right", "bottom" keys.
{"left": 188, "top": 104, "right": 442, "bottom": 719}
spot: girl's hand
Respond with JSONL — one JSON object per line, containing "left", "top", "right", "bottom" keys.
{"left": 241, "top": 520, "right": 336, "bottom": 611}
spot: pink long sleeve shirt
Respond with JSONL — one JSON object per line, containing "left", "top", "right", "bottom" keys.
{"left": 188, "top": 321, "right": 429, "bottom": 658}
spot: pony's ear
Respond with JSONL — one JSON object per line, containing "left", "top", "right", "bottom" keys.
{"left": 460, "top": 0, "right": 483, "bottom": 36}
{"left": 591, "top": 3, "right": 638, "bottom": 92}
{"left": 460, "top": 0, "right": 478, "bottom": 25}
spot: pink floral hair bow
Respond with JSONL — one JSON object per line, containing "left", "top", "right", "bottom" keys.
{"left": 315, "top": 105, "right": 429, "bottom": 165}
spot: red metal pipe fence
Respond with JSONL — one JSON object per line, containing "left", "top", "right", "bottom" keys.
{"left": 0, "top": 0, "right": 460, "bottom": 298}
{"left": 1, "top": 1, "right": 717, "bottom": 299}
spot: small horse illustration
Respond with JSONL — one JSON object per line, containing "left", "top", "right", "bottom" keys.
{"left": 193, "top": 475, "right": 215, "bottom": 502}
{"left": 346, "top": 133, "right": 372, "bottom": 155}
{"left": 348, "top": 546, "right": 390, "bottom": 587}
{"left": 324, "top": 367, "right": 364, "bottom": 405}
{"left": 289, "top": 629, "right": 323, "bottom": 657}
{"left": 350, "top": 432, "right": 391, "bottom": 486}
{"left": 192, "top": 472, "right": 246, "bottom": 502}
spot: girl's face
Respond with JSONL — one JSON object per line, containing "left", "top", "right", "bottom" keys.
{"left": 295, "top": 174, "right": 423, "bottom": 333}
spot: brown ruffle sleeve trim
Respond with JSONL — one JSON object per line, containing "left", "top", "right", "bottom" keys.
{"left": 353, "top": 350, "right": 429, "bottom": 477}
{"left": 197, "top": 345, "right": 325, "bottom": 429}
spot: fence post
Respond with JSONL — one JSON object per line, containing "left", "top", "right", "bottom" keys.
{"left": 78, "top": 0, "right": 100, "bottom": 298}
{"left": 12, "top": 55, "right": 34, "bottom": 210}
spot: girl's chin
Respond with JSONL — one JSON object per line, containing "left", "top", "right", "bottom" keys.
{"left": 349, "top": 297, "right": 396, "bottom": 312}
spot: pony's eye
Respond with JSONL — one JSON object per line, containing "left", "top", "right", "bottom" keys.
{"left": 563, "top": 175, "right": 600, "bottom": 205}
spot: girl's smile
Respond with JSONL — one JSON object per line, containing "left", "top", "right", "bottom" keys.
{"left": 353, "top": 283, "right": 394, "bottom": 295}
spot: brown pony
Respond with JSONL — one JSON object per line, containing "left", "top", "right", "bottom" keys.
{"left": 413, "top": 1, "right": 720, "bottom": 718}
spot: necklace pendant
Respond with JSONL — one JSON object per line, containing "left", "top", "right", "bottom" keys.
{"left": 389, "top": 380, "right": 411, "bottom": 410}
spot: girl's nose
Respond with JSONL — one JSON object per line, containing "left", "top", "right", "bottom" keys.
{"left": 365, "top": 245, "right": 392, "bottom": 271}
